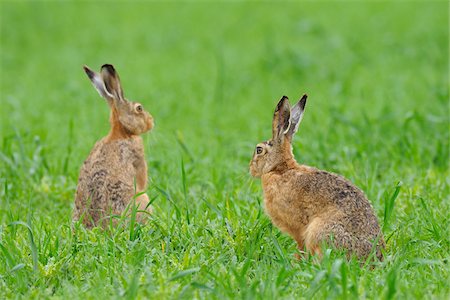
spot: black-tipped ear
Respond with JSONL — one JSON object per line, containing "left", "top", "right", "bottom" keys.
{"left": 101, "top": 64, "right": 115, "bottom": 74}
{"left": 101, "top": 64, "right": 124, "bottom": 101}
{"left": 83, "top": 65, "right": 114, "bottom": 100}
{"left": 83, "top": 65, "right": 95, "bottom": 80}
{"left": 286, "top": 94, "right": 307, "bottom": 139}
{"left": 272, "top": 96, "right": 291, "bottom": 142}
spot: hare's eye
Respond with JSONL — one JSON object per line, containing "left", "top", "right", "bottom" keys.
{"left": 136, "top": 105, "right": 143, "bottom": 112}
{"left": 256, "top": 146, "right": 263, "bottom": 155}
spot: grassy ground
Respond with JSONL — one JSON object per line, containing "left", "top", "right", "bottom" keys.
{"left": 1, "top": 1, "right": 448, "bottom": 299}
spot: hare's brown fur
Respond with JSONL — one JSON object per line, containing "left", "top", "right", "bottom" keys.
{"left": 250, "top": 95, "right": 384, "bottom": 261}
{"left": 73, "top": 65, "right": 154, "bottom": 228}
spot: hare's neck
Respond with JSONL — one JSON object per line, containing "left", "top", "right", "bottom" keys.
{"left": 271, "top": 158, "right": 298, "bottom": 173}
{"left": 272, "top": 142, "right": 299, "bottom": 173}
{"left": 106, "top": 108, "right": 132, "bottom": 141}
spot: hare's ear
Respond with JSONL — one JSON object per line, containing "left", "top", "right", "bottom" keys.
{"left": 272, "top": 96, "right": 291, "bottom": 142}
{"left": 83, "top": 65, "right": 114, "bottom": 100}
{"left": 101, "top": 64, "right": 124, "bottom": 101}
{"left": 286, "top": 94, "right": 307, "bottom": 139}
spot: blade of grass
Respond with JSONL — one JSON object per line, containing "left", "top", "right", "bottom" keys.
{"left": 8, "top": 220, "right": 38, "bottom": 273}
{"left": 383, "top": 181, "right": 402, "bottom": 232}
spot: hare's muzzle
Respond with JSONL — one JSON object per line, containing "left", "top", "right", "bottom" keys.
{"left": 146, "top": 114, "right": 154, "bottom": 131}
{"left": 249, "top": 159, "right": 259, "bottom": 177}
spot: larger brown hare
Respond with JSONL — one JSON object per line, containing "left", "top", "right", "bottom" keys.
{"left": 250, "top": 95, "right": 385, "bottom": 261}
{"left": 73, "top": 64, "right": 154, "bottom": 228}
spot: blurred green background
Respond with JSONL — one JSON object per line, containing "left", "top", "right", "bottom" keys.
{"left": 1, "top": 1, "right": 448, "bottom": 299}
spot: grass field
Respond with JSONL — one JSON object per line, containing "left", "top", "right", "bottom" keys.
{"left": 1, "top": 1, "right": 449, "bottom": 299}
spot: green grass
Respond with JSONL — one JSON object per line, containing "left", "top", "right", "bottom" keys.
{"left": 1, "top": 1, "right": 449, "bottom": 299}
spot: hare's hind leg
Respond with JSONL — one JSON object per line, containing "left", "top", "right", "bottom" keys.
{"left": 304, "top": 215, "right": 357, "bottom": 258}
{"left": 136, "top": 193, "right": 152, "bottom": 212}
{"left": 304, "top": 217, "right": 330, "bottom": 258}
{"left": 305, "top": 219, "right": 376, "bottom": 260}
{"left": 325, "top": 224, "right": 382, "bottom": 261}
{"left": 135, "top": 193, "right": 153, "bottom": 223}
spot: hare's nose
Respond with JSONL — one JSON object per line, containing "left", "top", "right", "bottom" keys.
{"left": 146, "top": 116, "right": 154, "bottom": 130}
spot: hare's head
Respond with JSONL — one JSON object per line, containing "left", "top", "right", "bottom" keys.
{"left": 83, "top": 64, "right": 154, "bottom": 135}
{"left": 249, "top": 94, "right": 307, "bottom": 178}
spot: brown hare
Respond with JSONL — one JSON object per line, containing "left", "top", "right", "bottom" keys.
{"left": 73, "top": 64, "right": 154, "bottom": 228}
{"left": 249, "top": 94, "right": 384, "bottom": 261}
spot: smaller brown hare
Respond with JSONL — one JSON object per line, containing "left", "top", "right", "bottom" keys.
{"left": 73, "top": 64, "right": 154, "bottom": 228}
{"left": 250, "top": 95, "right": 385, "bottom": 261}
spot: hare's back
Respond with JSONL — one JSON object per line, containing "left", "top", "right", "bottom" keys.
{"left": 76, "top": 138, "right": 142, "bottom": 212}
{"left": 86, "top": 137, "right": 143, "bottom": 173}
{"left": 295, "top": 168, "right": 367, "bottom": 207}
